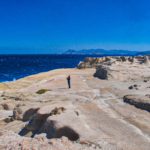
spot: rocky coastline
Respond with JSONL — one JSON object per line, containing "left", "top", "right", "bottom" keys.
{"left": 0, "top": 55, "right": 150, "bottom": 150}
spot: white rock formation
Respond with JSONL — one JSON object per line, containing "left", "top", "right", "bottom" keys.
{"left": 0, "top": 58, "right": 150, "bottom": 150}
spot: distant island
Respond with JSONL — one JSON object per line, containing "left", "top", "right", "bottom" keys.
{"left": 64, "top": 49, "right": 150, "bottom": 56}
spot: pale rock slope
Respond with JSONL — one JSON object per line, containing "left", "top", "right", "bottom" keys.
{"left": 0, "top": 56, "right": 150, "bottom": 150}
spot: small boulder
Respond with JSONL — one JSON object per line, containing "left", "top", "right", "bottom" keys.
{"left": 128, "top": 86, "right": 133, "bottom": 90}
{"left": 144, "top": 80, "right": 148, "bottom": 82}
{"left": 94, "top": 65, "right": 109, "bottom": 80}
{"left": 13, "top": 107, "right": 23, "bottom": 120}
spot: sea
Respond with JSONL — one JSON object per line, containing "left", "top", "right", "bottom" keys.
{"left": 0, "top": 54, "right": 101, "bottom": 82}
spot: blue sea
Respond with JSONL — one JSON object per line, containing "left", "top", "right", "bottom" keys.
{"left": 0, "top": 54, "right": 100, "bottom": 82}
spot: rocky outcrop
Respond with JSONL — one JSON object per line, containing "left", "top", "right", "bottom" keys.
{"left": 77, "top": 57, "right": 111, "bottom": 69}
{"left": 77, "top": 56, "right": 150, "bottom": 69}
{"left": 20, "top": 105, "right": 87, "bottom": 141}
{"left": 94, "top": 65, "right": 110, "bottom": 79}
{"left": 123, "top": 95, "right": 150, "bottom": 112}
{"left": 12, "top": 106, "right": 23, "bottom": 120}
{"left": 93, "top": 57, "right": 150, "bottom": 81}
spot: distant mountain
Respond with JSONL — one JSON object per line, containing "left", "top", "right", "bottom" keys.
{"left": 64, "top": 49, "right": 150, "bottom": 56}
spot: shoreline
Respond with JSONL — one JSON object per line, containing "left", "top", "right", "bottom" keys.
{"left": 0, "top": 54, "right": 148, "bottom": 83}
{"left": 0, "top": 67, "right": 86, "bottom": 91}
{"left": 0, "top": 55, "right": 149, "bottom": 87}
{"left": 0, "top": 68, "right": 71, "bottom": 83}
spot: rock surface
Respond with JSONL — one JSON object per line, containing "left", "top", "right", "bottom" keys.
{"left": 0, "top": 57, "right": 150, "bottom": 150}
{"left": 123, "top": 95, "right": 150, "bottom": 112}
{"left": 93, "top": 56, "right": 150, "bottom": 81}
{"left": 78, "top": 56, "right": 150, "bottom": 69}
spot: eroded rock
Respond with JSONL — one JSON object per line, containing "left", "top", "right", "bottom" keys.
{"left": 20, "top": 105, "right": 85, "bottom": 141}
{"left": 13, "top": 107, "right": 23, "bottom": 120}
{"left": 123, "top": 95, "right": 150, "bottom": 112}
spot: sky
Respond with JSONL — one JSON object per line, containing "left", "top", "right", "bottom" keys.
{"left": 0, "top": 0, "right": 150, "bottom": 54}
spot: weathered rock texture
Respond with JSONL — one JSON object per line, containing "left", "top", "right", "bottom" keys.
{"left": 78, "top": 56, "right": 150, "bottom": 69}
{"left": 94, "top": 65, "right": 110, "bottom": 80}
{"left": 0, "top": 57, "right": 150, "bottom": 150}
{"left": 78, "top": 57, "right": 111, "bottom": 69}
{"left": 93, "top": 56, "right": 150, "bottom": 81}
{"left": 123, "top": 95, "right": 150, "bottom": 112}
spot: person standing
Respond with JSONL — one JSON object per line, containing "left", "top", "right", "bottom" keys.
{"left": 67, "top": 75, "right": 71, "bottom": 89}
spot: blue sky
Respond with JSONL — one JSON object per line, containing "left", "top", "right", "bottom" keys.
{"left": 0, "top": 0, "right": 150, "bottom": 54}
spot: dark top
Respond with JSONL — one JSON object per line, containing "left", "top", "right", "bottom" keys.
{"left": 67, "top": 76, "right": 71, "bottom": 80}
